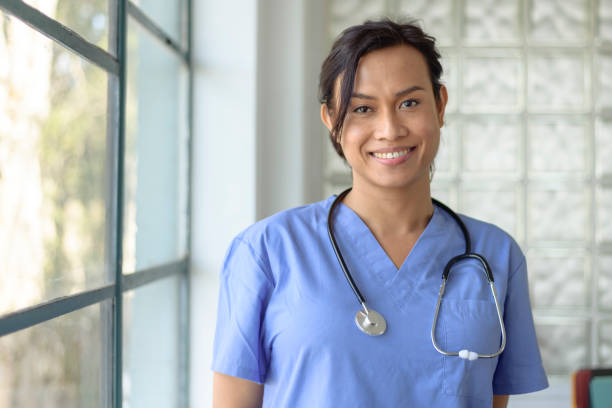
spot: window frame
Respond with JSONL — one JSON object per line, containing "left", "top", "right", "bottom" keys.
{"left": 0, "top": 0, "right": 192, "bottom": 406}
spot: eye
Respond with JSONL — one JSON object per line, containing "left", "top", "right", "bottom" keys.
{"left": 400, "top": 99, "right": 419, "bottom": 109}
{"left": 352, "top": 105, "right": 372, "bottom": 114}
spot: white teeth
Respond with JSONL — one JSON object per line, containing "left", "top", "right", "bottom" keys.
{"left": 373, "top": 149, "right": 409, "bottom": 159}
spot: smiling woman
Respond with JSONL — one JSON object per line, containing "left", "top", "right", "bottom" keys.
{"left": 211, "top": 19, "right": 547, "bottom": 408}
{"left": 321, "top": 45, "right": 446, "bottom": 204}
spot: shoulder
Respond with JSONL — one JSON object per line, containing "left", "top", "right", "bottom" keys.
{"left": 227, "top": 197, "right": 333, "bottom": 268}
{"left": 223, "top": 197, "right": 333, "bottom": 286}
{"left": 458, "top": 213, "right": 517, "bottom": 245}
{"left": 237, "top": 197, "right": 332, "bottom": 246}
{"left": 455, "top": 212, "right": 525, "bottom": 272}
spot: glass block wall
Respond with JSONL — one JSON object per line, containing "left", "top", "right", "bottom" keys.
{"left": 324, "top": 0, "right": 612, "bottom": 380}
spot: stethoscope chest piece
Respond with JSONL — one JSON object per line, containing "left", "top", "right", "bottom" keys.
{"left": 355, "top": 308, "right": 387, "bottom": 336}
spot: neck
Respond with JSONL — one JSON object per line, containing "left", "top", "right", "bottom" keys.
{"left": 343, "top": 180, "right": 434, "bottom": 237}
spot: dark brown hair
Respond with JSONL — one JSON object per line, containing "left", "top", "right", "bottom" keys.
{"left": 319, "top": 18, "right": 443, "bottom": 158}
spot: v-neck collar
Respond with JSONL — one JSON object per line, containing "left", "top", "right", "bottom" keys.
{"left": 329, "top": 197, "right": 453, "bottom": 314}
{"left": 335, "top": 200, "right": 442, "bottom": 271}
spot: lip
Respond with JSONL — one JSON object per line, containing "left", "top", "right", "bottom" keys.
{"left": 369, "top": 146, "right": 416, "bottom": 166}
{"left": 370, "top": 146, "right": 414, "bottom": 154}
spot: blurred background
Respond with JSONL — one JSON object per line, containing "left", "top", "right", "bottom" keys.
{"left": 0, "top": 0, "right": 610, "bottom": 407}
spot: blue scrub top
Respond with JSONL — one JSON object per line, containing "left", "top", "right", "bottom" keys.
{"left": 212, "top": 196, "right": 548, "bottom": 407}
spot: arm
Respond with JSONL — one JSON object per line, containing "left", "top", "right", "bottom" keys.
{"left": 493, "top": 394, "right": 509, "bottom": 408}
{"left": 213, "top": 372, "right": 264, "bottom": 408}
{"left": 212, "top": 238, "right": 273, "bottom": 407}
{"left": 492, "top": 255, "right": 548, "bottom": 395}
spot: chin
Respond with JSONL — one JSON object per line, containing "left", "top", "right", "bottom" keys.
{"left": 366, "top": 178, "right": 422, "bottom": 191}
{"left": 370, "top": 171, "right": 431, "bottom": 190}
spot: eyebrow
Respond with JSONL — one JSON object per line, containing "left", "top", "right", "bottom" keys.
{"left": 351, "top": 85, "right": 425, "bottom": 100}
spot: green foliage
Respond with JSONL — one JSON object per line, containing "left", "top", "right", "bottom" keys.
{"left": 56, "top": 0, "right": 109, "bottom": 50}
{"left": 39, "top": 0, "right": 109, "bottom": 292}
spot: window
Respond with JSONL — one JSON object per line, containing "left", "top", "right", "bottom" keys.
{"left": 0, "top": 0, "right": 191, "bottom": 406}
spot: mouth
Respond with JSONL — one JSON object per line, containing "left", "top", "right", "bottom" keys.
{"left": 369, "top": 147, "right": 416, "bottom": 164}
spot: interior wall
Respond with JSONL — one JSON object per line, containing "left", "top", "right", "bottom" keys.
{"left": 255, "top": 0, "right": 328, "bottom": 218}
{"left": 255, "top": 0, "right": 305, "bottom": 218}
{"left": 190, "top": 0, "right": 258, "bottom": 406}
{"left": 190, "top": 0, "right": 327, "bottom": 406}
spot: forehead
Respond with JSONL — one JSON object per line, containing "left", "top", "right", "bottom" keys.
{"left": 353, "top": 45, "right": 431, "bottom": 92}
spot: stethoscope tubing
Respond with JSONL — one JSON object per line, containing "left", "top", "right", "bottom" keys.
{"left": 430, "top": 275, "right": 507, "bottom": 358}
{"left": 327, "top": 188, "right": 368, "bottom": 308}
{"left": 327, "top": 187, "right": 507, "bottom": 359}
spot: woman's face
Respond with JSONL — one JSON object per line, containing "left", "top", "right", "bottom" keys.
{"left": 322, "top": 45, "right": 447, "bottom": 193}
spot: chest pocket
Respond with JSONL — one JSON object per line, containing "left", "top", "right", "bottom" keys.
{"left": 439, "top": 299, "right": 502, "bottom": 400}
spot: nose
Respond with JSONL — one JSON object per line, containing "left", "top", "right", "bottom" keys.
{"left": 374, "top": 109, "right": 406, "bottom": 140}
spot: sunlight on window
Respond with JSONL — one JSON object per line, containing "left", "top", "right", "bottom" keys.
{"left": 0, "top": 5, "right": 110, "bottom": 406}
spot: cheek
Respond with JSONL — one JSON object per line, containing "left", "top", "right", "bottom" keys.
{"left": 417, "top": 113, "right": 442, "bottom": 141}
{"left": 340, "top": 124, "right": 369, "bottom": 154}
{"left": 428, "top": 130, "right": 441, "bottom": 158}
{"left": 414, "top": 120, "right": 441, "bottom": 159}
{"left": 428, "top": 125, "right": 441, "bottom": 147}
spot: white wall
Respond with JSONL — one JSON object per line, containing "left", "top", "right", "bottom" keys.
{"left": 190, "top": 0, "right": 327, "bottom": 406}
{"left": 255, "top": 0, "right": 328, "bottom": 217}
{"left": 190, "top": 1, "right": 258, "bottom": 406}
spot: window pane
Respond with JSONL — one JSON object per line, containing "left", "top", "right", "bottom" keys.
{"left": 22, "top": 0, "right": 113, "bottom": 54}
{"left": 528, "top": 116, "right": 588, "bottom": 174}
{"left": 0, "top": 12, "right": 111, "bottom": 316}
{"left": 460, "top": 188, "right": 518, "bottom": 237}
{"left": 123, "top": 17, "right": 188, "bottom": 274}
{"left": 527, "top": 187, "right": 589, "bottom": 243}
{"left": 0, "top": 301, "right": 108, "bottom": 407}
{"left": 462, "top": 115, "right": 520, "bottom": 174}
{"left": 130, "top": 0, "right": 185, "bottom": 46}
{"left": 528, "top": 251, "right": 589, "bottom": 308}
{"left": 528, "top": 0, "right": 588, "bottom": 44}
{"left": 598, "top": 255, "right": 612, "bottom": 310}
{"left": 462, "top": 50, "right": 523, "bottom": 113}
{"left": 123, "top": 275, "right": 180, "bottom": 407}
{"left": 600, "top": 320, "right": 612, "bottom": 365}
{"left": 536, "top": 320, "right": 590, "bottom": 376}
{"left": 463, "top": 0, "right": 520, "bottom": 44}
{"left": 527, "top": 51, "right": 589, "bottom": 112}
{"left": 329, "top": 0, "right": 385, "bottom": 39}
{"left": 396, "top": 0, "right": 455, "bottom": 46}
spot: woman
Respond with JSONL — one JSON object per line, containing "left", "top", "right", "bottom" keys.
{"left": 212, "top": 19, "right": 548, "bottom": 407}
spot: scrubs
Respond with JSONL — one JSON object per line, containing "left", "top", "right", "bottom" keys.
{"left": 212, "top": 196, "right": 548, "bottom": 407}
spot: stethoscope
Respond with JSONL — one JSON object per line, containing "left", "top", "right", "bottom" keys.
{"left": 327, "top": 188, "right": 506, "bottom": 360}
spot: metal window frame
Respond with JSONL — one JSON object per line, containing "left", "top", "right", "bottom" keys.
{"left": 0, "top": 0, "right": 119, "bottom": 74}
{"left": 0, "top": 258, "right": 186, "bottom": 338}
{"left": 0, "top": 0, "right": 192, "bottom": 407}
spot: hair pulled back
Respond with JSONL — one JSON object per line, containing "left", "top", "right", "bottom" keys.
{"left": 318, "top": 19, "right": 443, "bottom": 158}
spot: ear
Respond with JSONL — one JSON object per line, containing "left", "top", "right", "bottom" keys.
{"left": 320, "top": 104, "right": 334, "bottom": 132}
{"left": 436, "top": 85, "right": 448, "bottom": 127}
